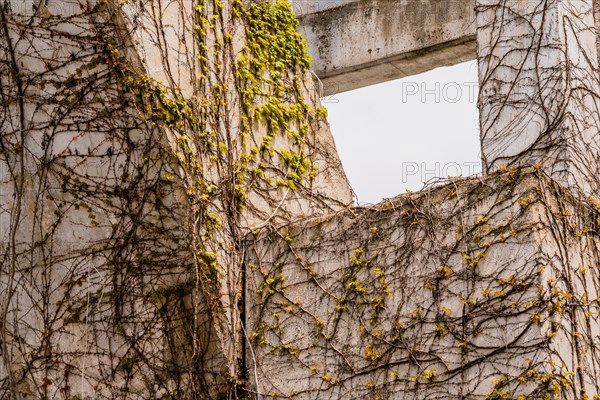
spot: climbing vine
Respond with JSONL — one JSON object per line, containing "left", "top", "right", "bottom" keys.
{"left": 477, "top": 0, "right": 600, "bottom": 196}
{"left": 247, "top": 167, "right": 600, "bottom": 399}
{"left": 0, "top": 0, "right": 349, "bottom": 398}
{"left": 2, "top": 0, "right": 600, "bottom": 399}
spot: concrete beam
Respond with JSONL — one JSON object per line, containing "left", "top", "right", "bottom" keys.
{"left": 296, "top": 0, "right": 477, "bottom": 95}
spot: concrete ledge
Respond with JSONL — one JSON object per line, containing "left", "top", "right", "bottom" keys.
{"left": 297, "top": 0, "right": 477, "bottom": 95}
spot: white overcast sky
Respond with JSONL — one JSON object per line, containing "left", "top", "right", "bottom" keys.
{"left": 324, "top": 61, "right": 482, "bottom": 205}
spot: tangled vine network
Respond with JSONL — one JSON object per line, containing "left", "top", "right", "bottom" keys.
{"left": 0, "top": 0, "right": 349, "bottom": 398}
{"left": 1, "top": 0, "right": 600, "bottom": 399}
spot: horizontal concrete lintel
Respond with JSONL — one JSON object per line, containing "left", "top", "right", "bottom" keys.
{"left": 297, "top": 0, "right": 477, "bottom": 95}
{"left": 316, "top": 35, "right": 477, "bottom": 96}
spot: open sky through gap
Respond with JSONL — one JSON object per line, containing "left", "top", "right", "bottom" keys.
{"left": 325, "top": 60, "right": 482, "bottom": 205}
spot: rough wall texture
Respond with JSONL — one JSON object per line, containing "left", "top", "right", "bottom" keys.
{"left": 477, "top": 0, "right": 600, "bottom": 196}
{"left": 246, "top": 169, "right": 600, "bottom": 399}
{"left": 0, "top": 0, "right": 351, "bottom": 398}
{"left": 297, "top": 0, "right": 600, "bottom": 96}
{"left": 1, "top": 0, "right": 600, "bottom": 399}
{"left": 297, "top": 0, "right": 476, "bottom": 95}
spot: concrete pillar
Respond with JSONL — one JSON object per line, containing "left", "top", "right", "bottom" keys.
{"left": 477, "top": 0, "right": 600, "bottom": 196}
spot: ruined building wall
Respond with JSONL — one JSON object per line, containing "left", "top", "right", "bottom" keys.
{"left": 246, "top": 169, "right": 600, "bottom": 399}
{"left": 1, "top": 0, "right": 600, "bottom": 399}
{"left": 0, "top": 0, "right": 350, "bottom": 398}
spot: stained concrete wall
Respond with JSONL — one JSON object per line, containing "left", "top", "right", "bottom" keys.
{"left": 296, "top": 0, "right": 476, "bottom": 95}
{"left": 297, "top": 0, "right": 600, "bottom": 96}
{"left": 0, "top": 0, "right": 352, "bottom": 398}
{"left": 3, "top": 0, "right": 600, "bottom": 399}
{"left": 477, "top": 0, "right": 600, "bottom": 197}
{"left": 246, "top": 169, "right": 600, "bottom": 398}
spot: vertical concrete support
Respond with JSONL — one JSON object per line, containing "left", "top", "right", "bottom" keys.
{"left": 477, "top": 0, "right": 600, "bottom": 196}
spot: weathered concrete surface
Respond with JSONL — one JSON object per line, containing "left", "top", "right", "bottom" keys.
{"left": 477, "top": 0, "right": 600, "bottom": 196}
{"left": 291, "top": 0, "right": 356, "bottom": 16}
{"left": 296, "top": 0, "right": 600, "bottom": 96}
{"left": 246, "top": 169, "right": 600, "bottom": 398}
{"left": 4, "top": 0, "right": 600, "bottom": 399}
{"left": 296, "top": 0, "right": 476, "bottom": 95}
{"left": 0, "top": 0, "right": 352, "bottom": 398}
{"left": 119, "top": 0, "right": 354, "bottom": 216}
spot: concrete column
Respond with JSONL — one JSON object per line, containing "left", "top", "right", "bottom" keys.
{"left": 477, "top": 0, "right": 600, "bottom": 196}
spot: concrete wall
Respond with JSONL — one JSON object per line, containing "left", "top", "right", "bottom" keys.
{"left": 246, "top": 169, "right": 600, "bottom": 398}
{"left": 3, "top": 0, "right": 600, "bottom": 399}
{"left": 477, "top": 0, "right": 600, "bottom": 196}
{"left": 0, "top": 0, "right": 352, "bottom": 397}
